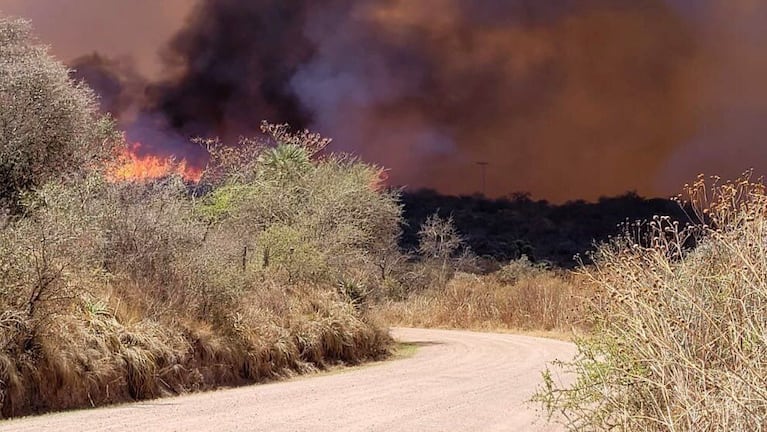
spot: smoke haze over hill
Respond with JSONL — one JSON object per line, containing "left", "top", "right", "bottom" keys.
{"left": 0, "top": 0, "right": 765, "bottom": 201}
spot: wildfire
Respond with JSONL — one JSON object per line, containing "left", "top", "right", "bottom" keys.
{"left": 109, "top": 142, "right": 202, "bottom": 182}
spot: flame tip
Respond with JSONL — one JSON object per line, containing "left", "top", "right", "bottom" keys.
{"left": 107, "top": 141, "right": 202, "bottom": 183}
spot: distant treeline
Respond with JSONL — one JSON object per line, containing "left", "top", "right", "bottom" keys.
{"left": 401, "top": 190, "right": 691, "bottom": 268}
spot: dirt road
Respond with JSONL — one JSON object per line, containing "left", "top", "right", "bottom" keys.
{"left": 0, "top": 328, "right": 575, "bottom": 431}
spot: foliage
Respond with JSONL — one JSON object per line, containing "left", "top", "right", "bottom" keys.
{"left": 418, "top": 214, "right": 462, "bottom": 260}
{"left": 198, "top": 135, "right": 403, "bottom": 292}
{"left": 260, "top": 121, "right": 331, "bottom": 157}
{"left": 258, "top": 143, "right": 312, "bottom": 183}
{"left": 408, "top": 214, "right": 477, "bottom": 289}
{"left": 0, "top": 17, "right": 117, "bottom": 210}
{"left": 496, "top": 255, "right": 550, "bottom": 285}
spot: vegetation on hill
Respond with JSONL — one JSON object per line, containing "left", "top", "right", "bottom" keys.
{"left": 401, "top": 190, "right": 688, "bottom": 267}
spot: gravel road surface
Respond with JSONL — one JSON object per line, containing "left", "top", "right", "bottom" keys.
{"left": 0, "top": 328, "right": 575, "bottom": 431}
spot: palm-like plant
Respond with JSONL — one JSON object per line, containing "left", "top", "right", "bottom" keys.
{"left": 258, "top": 143, "right": 312, "bottom": 182}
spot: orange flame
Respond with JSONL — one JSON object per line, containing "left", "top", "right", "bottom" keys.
{"left": 109, "top": 142, "right": 202, "bottom": 182}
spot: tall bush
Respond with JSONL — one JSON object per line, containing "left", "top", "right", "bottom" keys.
{"left": 198, "top": 129, "right": 403, "bottom": 291}
{"left": 0, "top": 17, "right": 116, "bottom": 210}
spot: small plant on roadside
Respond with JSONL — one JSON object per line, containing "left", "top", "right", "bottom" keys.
{"left": 338, "top": 278, "right": 370, "bottom": 309}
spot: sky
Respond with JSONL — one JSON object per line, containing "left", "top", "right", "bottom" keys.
{"left": 1, "top": 0, "right": 766, "bottom": 202}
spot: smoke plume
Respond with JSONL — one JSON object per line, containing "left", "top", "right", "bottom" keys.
{"left": 658, "top": 0, "right": 767, "bottom": 192}
{"left": 290, "top": 0, "right": 700, "bottom": 201}
{"left": 1, "top": 0, "right": 766, "bottom": 201}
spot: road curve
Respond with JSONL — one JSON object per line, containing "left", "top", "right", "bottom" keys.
{"left": 0, "top": 328, "right": 575, "bottom": 432}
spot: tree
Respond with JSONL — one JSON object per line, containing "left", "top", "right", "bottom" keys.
{"left": 418, "top": 214, "right": 462, "bottom": 261}
{"left": 0, "top": 17, "right": 116, "bottom": 210}
{"left": 416, "top": 214, "right": 468, "bottom": 286}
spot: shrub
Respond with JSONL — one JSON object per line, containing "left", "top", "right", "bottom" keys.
{"left": 496, "top": 255, "right": 550, "bottom": 285}
{"left": 396, "top": 214, "right": 479, "bottom": 292}
{"left": 198, "top": 132, "right": 403, "bottom": 292}
{"left": 0, "top": 17, "right": 117, "bottom": 210}
{"left": 537, "top": 173, "right": 767, "bottom": 431}
{"left": 0, "top": 122, "right": 396, "bottom": 416}
{"left": 417, "top": 214, "right": 462, "bottom": 262}
{"left": 0, "top": 16, "right": 398, "bottom": 416}
{"left": 258, "top": 143, "right": 312, "bottom": 183}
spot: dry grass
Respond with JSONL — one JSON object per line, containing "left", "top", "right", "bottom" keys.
{"left": 0, "top": 282, "right": 390, "bottom": 418}
{"left": 537, "top": 173, "right": 767, "bottom": 431}
{"left": 374, "top": 266, "right": 590, "bottom": 336}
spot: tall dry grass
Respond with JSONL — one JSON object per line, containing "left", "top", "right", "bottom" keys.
{"left": 373, "top": 213, "right": 589, "bottom": 336}
{"left": 537, "top": 173, "right": 767, "bottom": 431}
{"left": 374, "top": 260, "right": 590, "bottom": 334}
{"left": 0, "top": 283, "right": 389, "bottom": 417}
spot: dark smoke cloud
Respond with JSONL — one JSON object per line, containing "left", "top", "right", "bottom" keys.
{"left": 139, "top": 0, "right": 700, "bottom": 201}
{"left": 69, "top": 54, "right": 208, "bottom": 165}
{"left": 4, "top": 0, "right": 767, "bottom": 201}
{"left": 148, "top": 0, "right": 319, "bottom": 139}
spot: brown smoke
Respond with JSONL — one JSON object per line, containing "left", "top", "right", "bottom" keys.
{"left": 291, "top": 0, "right": 700, "bottom": 201}
{"left": 658, "top": 0, "right": 767, "bottom": 191}
{"left": 1, "top": 0, "right": 766, "bottom": 202}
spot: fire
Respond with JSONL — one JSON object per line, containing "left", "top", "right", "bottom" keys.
{"left": 109, "top": 142, "right": 202, "bottom": 182}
